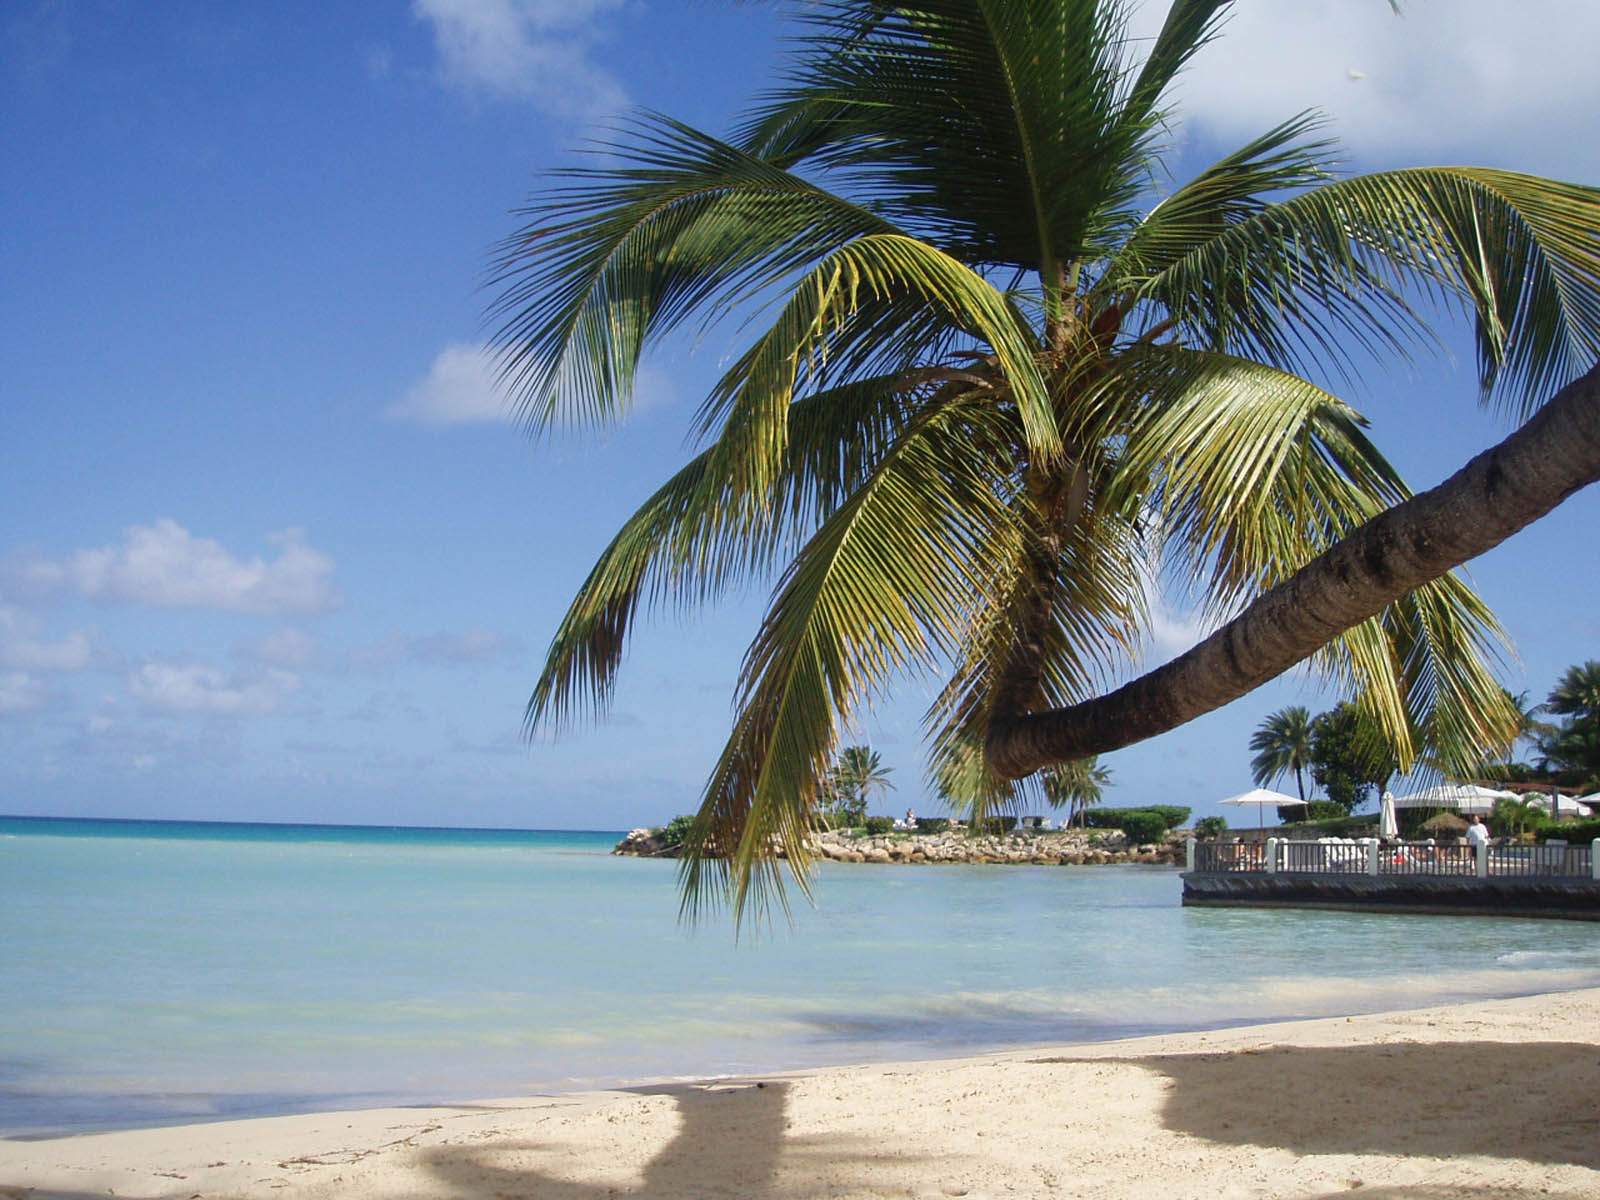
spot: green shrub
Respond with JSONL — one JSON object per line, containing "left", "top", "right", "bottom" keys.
{"left": 1119, "top": 810, "right": 1170, "bottom": 845}
{"left": 1193, "top": 816, "right": 1228, "bottom": 840}
{"left": 1304, "top": 800, "right": 1346, "bottom": 820}
{"left": 861, "top": 816, "right": 896, "bottom": 835}
{"left": 1537, "top": 819, "right": 1600, "bottom": 843}
{"left": 1084, "top": 806, "right": 1188, "bottom": 831}
{"left": 656, "top": 814, "right": 697, "bottom": 848}
{"left": 915, "top": 816, "right": 955, "bottom": 834}
{"left": 1282, "top": 812, "right": 1379, "bottom": 838}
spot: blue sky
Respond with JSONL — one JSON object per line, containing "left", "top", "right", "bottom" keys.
{"left": 4, "top": 0, "right": 1598, "bottom": 833}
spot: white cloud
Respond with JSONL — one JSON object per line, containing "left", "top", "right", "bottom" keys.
{"left": 388, "top": 343, "right": 511, "bottom": 425}
{"left": 413, "top": 0, "right": 628, "bottom": 117}
{"left": 0, "top": 671, "right": 45, "bottom": 715}
{"left": 128, "top": 662, "right": 303, "bottom": 717}
{"left": 8, "top": 520, "right": 339, "bottom": 616}
{"left": 1, "top": 628, "right": 95, "bottom": 671}
{"left": 390, "top": 344, "right": 683, "bottom": 428}
{"left": 1146, "top": 596, "right": 1219, "bottom": 660}
{"left": 1141, "top": 1, "right": 1600, "bottom": 178}
{"left": 0, "top": 604, "right": 104, "bottom": 672}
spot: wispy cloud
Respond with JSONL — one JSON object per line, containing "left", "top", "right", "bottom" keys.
{"left": 413, "top": 0, "right": 628, "bottom": 117}
{"left": 346, "top": 628, "right": 525, "bottom": 672}
{"left": 388, "top": 343, "right": 511, "bottom": 426}
{"left": 391, "top": 342, "right": 684, "bottom": 428}
{"left": 4, "top": 520, "right": 340, "bottom": 617}
{"left": 1136, "top": 0, "right": 1600, "bottom": 177}
{"left": 0, "top": 605, "right": 109, "bottom": 673}
{"left": 0, "top": 670, "right": 46, "bottom": 715}
{"left": 128, "top": 661, "right": 303, "bottom": 718}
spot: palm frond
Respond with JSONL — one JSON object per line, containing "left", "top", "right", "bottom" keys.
{"left": 1313, "top": 576, "right": 1519, "bottom": 774}
{"left": 693, "top": 232, "right": 1056, "bottom": 501}
{"left": 1132, "top": 167, "right": 1600, "bottom": 411}
{"left": 924, "top": 474, "right": 1148, "bottom": 820}
{"left": 1105, "top": 347, "right": 1407, "bottom": 614}
{"left": 487, "top": 114, "right": 897, "bottom": 432}
{"left": 527, "top": 374, "right": 919, "bottom": 735}
{"left": 1118, "top": 0, "right": 1231, "bottom": 128}
{"left": 737, "top": 0, "right": 1168, "bottom": 270}
{"left": 1101, "top": 113, "right": 1341, "bottom": 292}
{"left": 679, "top": 395, "right": 1022, "bottom": 923}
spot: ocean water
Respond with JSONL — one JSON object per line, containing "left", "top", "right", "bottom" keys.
{"left": 5, "top": 815, "right": 1600, "bottom": 1137}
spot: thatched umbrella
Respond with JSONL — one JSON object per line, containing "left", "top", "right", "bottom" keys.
{"left": 1420, "top": 811, "right": 1469, "bottom": 839}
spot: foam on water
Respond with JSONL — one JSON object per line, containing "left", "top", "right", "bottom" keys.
{"left": 5, "top": 815, "right": 1599, "bottom": 1135}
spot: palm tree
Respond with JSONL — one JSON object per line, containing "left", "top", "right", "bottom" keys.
{"left": 1535, "top": 662, "right": 1600, "bottom": 787}
{"left": 825, "top": 744, "right": 895, "bottom": 826}
{"left": 493, "top": 1, "right": 1600, "bottom": 918}
{"left": 1548, "top": 661, "right": 1600, "bottom": 730}
{"left": 1248, "top": 707, "right": 1314, "bottom": 803}
{"left": 1041, "top": 757, "right": 1112, "bottom": 828}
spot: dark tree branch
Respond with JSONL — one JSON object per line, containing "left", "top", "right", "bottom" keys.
{"left": 985, "top": 362, "right": 1600, "bottom": 779}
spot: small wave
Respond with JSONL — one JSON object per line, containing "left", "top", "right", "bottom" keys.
{"left": 1496, "top": 948, "right": 1600, "bottom": 969}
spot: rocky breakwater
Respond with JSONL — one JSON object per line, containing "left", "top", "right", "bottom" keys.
{"left": 614, "top": 826, "right": 1184, "bottom": 866}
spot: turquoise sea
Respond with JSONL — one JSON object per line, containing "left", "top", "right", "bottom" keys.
{"left": 6, "top": 815, "right": 1600, "bottom": 1137}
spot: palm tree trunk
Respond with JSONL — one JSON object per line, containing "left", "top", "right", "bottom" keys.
{"left": 989, "top": 459, "right": 1089, "bottom": 720}
{"left": 986, "top": 362, "right": 1600, "bottom": 780}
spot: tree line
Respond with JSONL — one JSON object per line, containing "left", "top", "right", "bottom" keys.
{"left": 1250, "top": 659, "right": 1600, "bottom": 819}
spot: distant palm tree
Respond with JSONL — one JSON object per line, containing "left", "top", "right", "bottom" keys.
{"left": 1549, "top": 662, "right": 1600, "bottom": 730}
{"left": 1041, "top": 757, "right": 1112, "bottom": 827}
{"left": 1536, "top": 662, "right": 1600, "bottom": 789}
{"left": 825, "top": 745, "right": 895, "bottom": 826}
{"left": 1249, "top": 706, "right": 1315, "bottom": 803}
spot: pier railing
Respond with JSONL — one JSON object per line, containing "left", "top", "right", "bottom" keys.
{"left": 1188, "top": 837, "right": 1600, "bottom": 881}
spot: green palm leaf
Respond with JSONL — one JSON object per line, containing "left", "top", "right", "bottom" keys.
{"left": 682, "top": 396, "right": 1022, "bottom": 921}
{"left": 487, "top": 114, "right": 900, "bottom": 432}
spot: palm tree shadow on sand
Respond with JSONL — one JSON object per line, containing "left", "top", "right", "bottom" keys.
{"left": 1037, "top": 1040, "right": 1600, "bottom": 1169}
{"left": 417, "top": 1081, "right": 939, "bottom": 1200}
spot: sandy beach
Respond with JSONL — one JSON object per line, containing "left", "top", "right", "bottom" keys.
{"left": 4, "top": 988, "right": 1598, "bottom": 1199}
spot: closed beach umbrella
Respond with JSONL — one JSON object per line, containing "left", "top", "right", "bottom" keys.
{"left": 1219, "top": 787, "right": 1307, "bottom": 830}
{"left": 1389, "top": 783, "right": 1516, "bottom": 815}
{"left": 1380, "top": 791, "right": 1399, "bottom": 839}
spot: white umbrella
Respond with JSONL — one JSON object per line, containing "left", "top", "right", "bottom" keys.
{"left": 1552, "top": 793, "right": 1595, "bottom": 818}
{"left": 1389, "top": 783, "right": 1517, "bottom": 815}
{"left": 1379, "top": 791, "right": 1399, "bottom": 839}
{"left": 1219, "top": 787, "right": 1308, "bottom": 830}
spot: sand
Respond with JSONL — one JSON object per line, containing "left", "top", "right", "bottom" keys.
{"left": 4, "top": 988, "right": 1598, "bottom": 1199}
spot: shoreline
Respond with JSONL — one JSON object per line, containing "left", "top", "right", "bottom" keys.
{"left": 6, "top": 987, "right": 1598, "bottom": 1199}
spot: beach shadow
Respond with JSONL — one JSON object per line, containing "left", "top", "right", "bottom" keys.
{"left": 1037, "top": 1040, "right": 1600, "bottom": 1169}
{"left": 420, "top": 1080, "right": 936, "bottom": 1199}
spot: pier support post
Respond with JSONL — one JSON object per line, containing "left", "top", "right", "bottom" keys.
{"left": 1365, "top": 837, "right": 1379, "bottom": 876}
{"left": 1265, "top": 837, "right": 1279, "bottom": 875}
{"left": 1185, "top": 838, "right": 1195, "bottom": 872}
{"left": 1591, "top": 838, "right": 1600, "bottom": 882}
{"left": 1476, "top": 841, "right": 1489, "bottom": 879}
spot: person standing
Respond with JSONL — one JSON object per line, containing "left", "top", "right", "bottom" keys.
{"left": 1466, "top": 814, "right": 1490, "bottom": 848}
